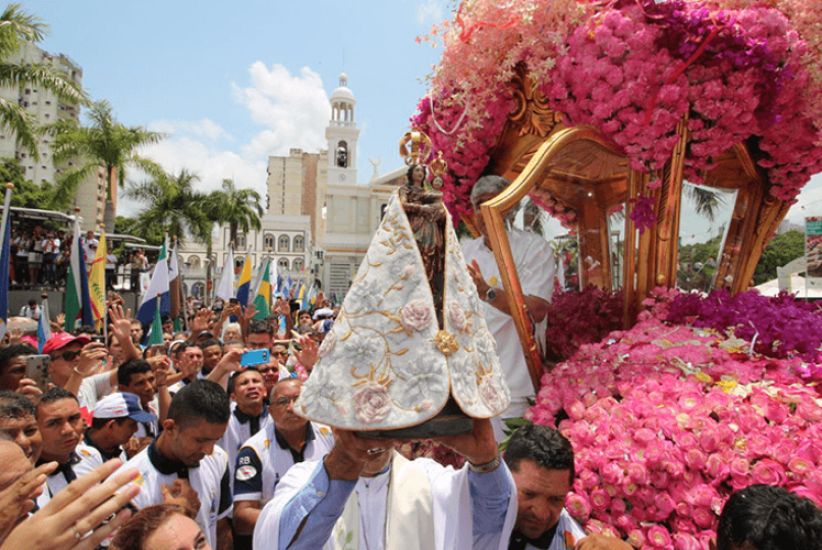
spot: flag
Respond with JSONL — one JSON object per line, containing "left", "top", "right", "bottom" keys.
{"left": 214, "top": 246, "right": 235, "bottom": 303}
{"left": 0, "top": 217, "right": 9, "bottom": 341}
{"left": 37, "top": 296, "right": 51, "bottom": 353}
{"left": 168, "top": 238, "right": 183, "bottom": 322}
{"left": 307, "top": 284, "right": 317, "bottom": 308}
{"left": 136, "top": 235, "right": 170, "bottom": 331}
{"left": 297, "top": 283, "right": 306, "bottom": 308}
{"left": 88, "top": 232, "right": 107, "bottom": 329}
{"left": 235, "top": 249, "right": 252, "bottom": 307}
{"left": 252, "top": 256, "right": 271, "bottom": 320}
{"left": 64, "top": 220, "right": 94, "bottom": 330}
{"left": 147, "top": 299, "right": 164, "bottom": 347}
{"left": 280, "top": 275, "right": 292, "bottom": 299}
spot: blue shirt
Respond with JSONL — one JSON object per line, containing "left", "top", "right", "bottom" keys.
{"left": 277, "top": 458, "right": 512, "bottom": 550}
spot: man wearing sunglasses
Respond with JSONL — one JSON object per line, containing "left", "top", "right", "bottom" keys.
{"left": 42, "top": 333, "right": 108, "bottom": 397}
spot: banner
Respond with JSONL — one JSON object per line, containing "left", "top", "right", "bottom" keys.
{"left": 807, "top": 217, "right": 822, "bottom": 288}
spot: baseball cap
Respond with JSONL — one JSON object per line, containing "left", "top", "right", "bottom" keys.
{"left": 42, "top": 333, "right": 91, "bottom": 355}
{"left": 93, "top": 392, "right": 157, "bottom": 423}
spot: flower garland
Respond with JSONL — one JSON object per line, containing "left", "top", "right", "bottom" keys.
{"left": 413, "top": 0, "right": 822, "bottom": 220}
{"left": 525, "top": 287, "right": 822, "bottom": 548}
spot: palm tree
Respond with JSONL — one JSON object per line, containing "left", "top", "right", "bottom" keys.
{"left": 0, "top": 4, "right": 88, "bottom": 158}
{"left": 125, "top": 168, "right": 212, "bottom": 247}
{"left": 201, "top": 179, "right": 265, "bottom": 305}
{"left": 50, "top": 99, "right": 164, "bottom": 230}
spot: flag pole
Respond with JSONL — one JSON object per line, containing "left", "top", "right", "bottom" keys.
{"left": 0, "top": 182, "right": 14, "bottom": 251}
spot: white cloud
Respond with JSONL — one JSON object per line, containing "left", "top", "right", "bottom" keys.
{"left": 148, "top": 119, "right": 234, "bottom": 142}
{"left": 232, "top": 63, "right": 331, "bottom": 158}
{"left": 417, "top": 0, "right": 444, "bottom": 24}
{"left": 787, "top": 173, "right": 822, "bottom": 223}
{"left": 120, "top": 63, "right": 331, "bottom": 217}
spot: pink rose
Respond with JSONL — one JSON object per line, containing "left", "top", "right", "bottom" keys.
{"left": 628, "top": 529, "right": 646, "bottom": 548}
{"left": 400, "top": 300, "right": 434, "bottom": 331}
{"left": 447, "top": 301, "right": 468, "bottom": 332}
{"left": 654, "top": 493, "right": 676, "bottom": 517}
{"left": 352, "top": 381, "right": 392, "bottom": 424}
{"left": 692, "top": 506, "right": 715, "bottom": 528}
{"left": 674, "top": 533, "right": 701, "bottom": 550}
{"left": 601, "top": 463, "right": 624, "bottom": 485}
{"left": 590, "top": 488, "right": 610, "bottom": 510}
{"left": 627, "top": 462, "right": 649, "bottom": 485}
{"left": 751, "top": 459, "right": 787, "bottom": 485}
{"left": 647, "top": 525, "right": 672, "bottom": 548}
{"left": 565, "top": 492, "right": 591, "bottom": 521}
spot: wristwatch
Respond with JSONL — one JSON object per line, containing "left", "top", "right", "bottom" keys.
{"left": 484, "top": 287, "right": 497, "bottom": 302}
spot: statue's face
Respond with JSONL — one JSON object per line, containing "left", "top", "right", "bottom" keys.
{"left": 432, "top": 177, "right": 444, "bottom": 190}
{"left": 412, "top": 165, "right": 425, "bottom": 185}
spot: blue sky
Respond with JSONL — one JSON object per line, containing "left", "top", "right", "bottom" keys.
{"left": 23, "top": 0, "right": 446, "bottom": 214}
{"left": 21, "top": 0, "right": 822, "bottom": 231}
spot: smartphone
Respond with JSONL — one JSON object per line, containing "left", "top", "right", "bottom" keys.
{"left": 25, "top": 355, "right": 50, "bottom": 390}
{"left": 229, "top": 298, "right": 239, "bottom": 305}
{"left": 240, "top": 349, "right": 269, "bottom": 367}
{"left": 91, "top": 335, "right": 106, "bottom": 344}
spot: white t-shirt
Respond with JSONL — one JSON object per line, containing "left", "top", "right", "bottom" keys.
{"left": 233, "top": 420, "right": 334, "bottom": 506}
{"left": 462, "top": 230, "right": 556, "bottom": 400}
{"left": 77, "top": 371, "right": 114, "bottom": 411}
{"left": 40, "top": 448, "right": 101, "bottom": 498}
{"left": 113, "top": 442, "right": 232, "bottom": 549}
{"left": 218, "top": 403, "right": 273, "bottom": 485}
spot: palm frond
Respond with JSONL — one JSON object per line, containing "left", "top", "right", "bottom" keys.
{"left": 50, "top": 163, "right": 98, "bottom": 210}
{"left": 0, "top": 94, "right": 38, "bottom": 158}
{"left": 0, "top": 63, "right": 87, "bottom": 106}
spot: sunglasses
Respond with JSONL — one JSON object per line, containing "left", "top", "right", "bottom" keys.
{"left": 52, "top": 350, "right": 81, "bottom": 362}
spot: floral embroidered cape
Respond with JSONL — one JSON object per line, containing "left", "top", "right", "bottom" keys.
{"left": 296, "top": 191, "right": 510, "bottom": 430}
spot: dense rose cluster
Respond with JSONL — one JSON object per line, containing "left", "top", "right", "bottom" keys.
{"left": 526, "top": 287, "right": 822, "bottom": 549}
{"left": 414, "top": 0, "right": 822, "bottom": 221}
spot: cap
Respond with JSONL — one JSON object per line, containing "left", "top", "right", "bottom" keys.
{"left": 313, "top": 308, "right": 334, "bottom": 320}
{"left": 42, "top": 333, "right": 91, "bottom": 355}
{"left": 93, "top": 392, "right": 157, "bottom": 423}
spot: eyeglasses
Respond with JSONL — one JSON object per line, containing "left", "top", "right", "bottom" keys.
{"left": 271, "top": 351, "right": 288, "bottom": 357}
{"left": 273, "top": 396, "right": 299, "bottom": 407}
{"left": 52, "top": 350, "right": 81, "bottom": 362}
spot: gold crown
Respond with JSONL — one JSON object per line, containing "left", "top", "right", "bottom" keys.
{"left": 399, "top": 130, "right": 432, "bottom": 166}
{"left": 429, "top": 151, "right": 447, "bottom": 178}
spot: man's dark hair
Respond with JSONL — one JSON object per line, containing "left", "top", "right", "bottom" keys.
{"left": 117, "top": 359, "right": 153, "bottom": 388}
{"left": 90, "top": 416, "right": 131, "bottom": 431}
{"left": 717, "top": 484, "right": 822, "bottom": 550}
{"left": 73, "top": 325, "right": 97, "bottom": 336}
{"left": 0, "top": 391, "right": 36, "bottom": 419}
{"left": 167, "top": 379, "right": 230, "bottom": 428}
{"left": 0, "top": 344, "right": 35, "bottom": 375}
{"left": 170, "top": 340, "right": 194, "bottom": 358}
{"left": 227, "top": 366, "right": 261, "bottom": 396}
{"left": 248, "top": 320, "right": 273, "bottom": 336}
{"left": 37, "top": 386, "right": 78, "bottom": 412}
{"left": 503, "top": 424, "right": 575, "bottom": 482}
{"left": 199, "top": 339, "right": 221, "bottom": 350}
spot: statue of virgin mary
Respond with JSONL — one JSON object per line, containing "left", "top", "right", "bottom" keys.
{"left": 295, "top": 131, "right": 510, "bottom": 435}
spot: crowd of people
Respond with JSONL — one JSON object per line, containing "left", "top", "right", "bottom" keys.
{"left": 0, "top": 176, "right": 821, "bottom": 550}
{"left": 10, "top": 225, "right": 148, "bottom": 291}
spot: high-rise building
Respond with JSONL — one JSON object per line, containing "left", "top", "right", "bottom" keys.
{"left": 0, "top": 43, "right": 105, "bottom": 231}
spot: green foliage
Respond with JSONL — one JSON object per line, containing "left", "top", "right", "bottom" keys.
{"left": 0, "top": 157, "right": 52, "bottom": 208}
{"left": 753, "top": 230, "right": 806, "bottom": 285}
{"left": 0, "top": 4, "right": 88, "bottom": 160}
{"left": 202, "top": 179, "right": 264, "bottom": 245}
{"left": 114, "top": 215, "right": 163, "bottom": 247}
{"left": 677, "top": 234, "right": 722, "bottom": 292}
{"left": 125, "top": 168, "right": 210, "bottom": 247}
{"left": 49, "top": 100, "right": 164, "bottom": 210}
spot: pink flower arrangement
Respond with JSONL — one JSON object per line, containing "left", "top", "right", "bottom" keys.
{"left": 413, "top": 0, "right": 822, "bottom": 221}
{"left": 524, "top": 287, "right": 822, "bottom": 548}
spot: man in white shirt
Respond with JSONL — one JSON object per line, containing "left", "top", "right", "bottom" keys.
{"left": 462, "top": 175, "right": 556, "bottom": 440}
{"left": 19, "top": 299, "right": 40, "bottom": 320}
{"left": 35, "top": 387, "right": 100, "bottom": 498}
{"left": 112, "top": 379, "right": 233, "bottom": 550}
{"left": 505, "top": 425, "right": 630, "bottom": 550}
{"left": 83, "top": 230, "right": 99, "bottom": 267}
{"left": 233, "top": 378, "right": 334, "bottom": 549}
{"left": 218, "top": 368, "right": 270, "bottom": 486}
{"left": 254, "top": 418, "right": 516, "bottom": 550}
{"left": 78, "top": 392, "right": 156, "bottom": 466}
